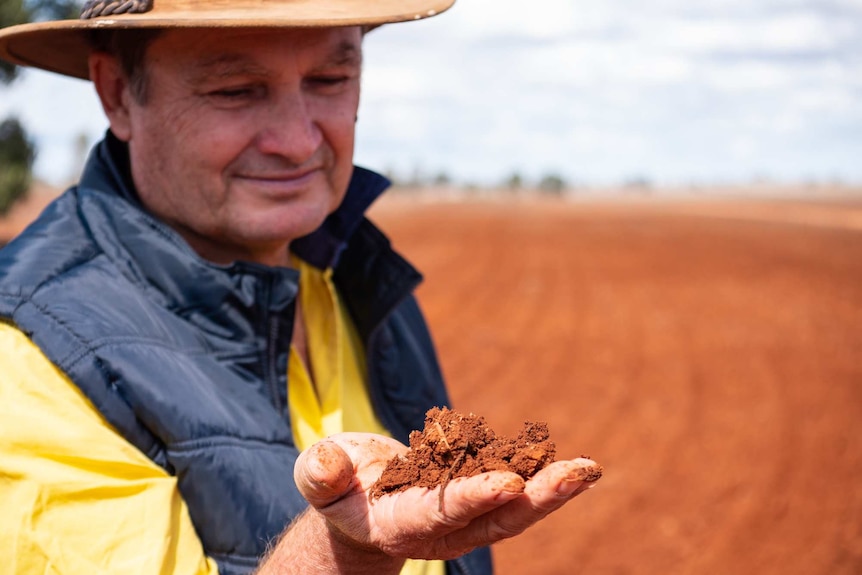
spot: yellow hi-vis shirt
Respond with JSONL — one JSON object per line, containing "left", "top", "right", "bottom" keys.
{"left": 0, "top": 257, "right": 444, "bottom": 575}
{"left": 289, "top": 257, "right": 443, "bottom": 575}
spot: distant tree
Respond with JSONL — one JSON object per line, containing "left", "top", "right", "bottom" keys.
{"left": 503, "top": 172, "right": 523, "bottom": 192}
{"left": 1, "top": 0, "right": 82, "bottom": 213}
{"left": 0, "top": 118, "right": 36, "bottom": 215}
{"left": 538, "top": 173, "right": 567, "bottom": 195}
{"left": 432, "top": 171, "right": 451, "bottom": 186}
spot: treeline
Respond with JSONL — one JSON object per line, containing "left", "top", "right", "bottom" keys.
{"left": 386, "top": 170, "right": 573, "bottom": 195}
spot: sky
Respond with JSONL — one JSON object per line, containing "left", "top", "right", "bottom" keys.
{"left": 1, "top": 0, "right": 860, "bottom": 188}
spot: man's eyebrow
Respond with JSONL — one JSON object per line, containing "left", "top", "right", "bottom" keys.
{"left": 318, "top": 41, "right": 363, "bottom": 68}
{"left": 188, "top": 54, "right": 272, "bottom": 82}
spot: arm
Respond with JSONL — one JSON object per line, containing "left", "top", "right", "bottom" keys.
{"left": 257, "top": 433, "right": 599, "bottom": 574}
{"left": 257, "top": 507, "right": 405, "bottom": 575}
{"left": 0, "top": 323, "right": 217, "bottom": 575}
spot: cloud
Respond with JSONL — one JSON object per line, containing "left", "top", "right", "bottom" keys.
{"left": 356, "top": 0, "right": 862, "bottom": 184}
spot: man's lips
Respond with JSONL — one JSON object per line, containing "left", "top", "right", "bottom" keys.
{"left": 231, "top": 167, "right": 325, "bottom": 197}
{"left": 235, "top": 166, "right": 322, "bottom": 182}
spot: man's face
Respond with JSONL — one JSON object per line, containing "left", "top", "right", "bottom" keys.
{"left": 113, "top": 27, "right": 362, "bottom": 266}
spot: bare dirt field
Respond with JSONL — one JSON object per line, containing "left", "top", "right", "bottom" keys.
{"left": 369, "top": 193, "right": 862, "bottom": 575}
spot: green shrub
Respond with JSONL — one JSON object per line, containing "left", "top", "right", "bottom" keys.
{"left": 0, "top": 118, "right": 35, "bottom": 215}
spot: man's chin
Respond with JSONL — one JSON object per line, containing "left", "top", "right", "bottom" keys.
{"left": 246, "top": 211, "right": 330, "bottom": 244}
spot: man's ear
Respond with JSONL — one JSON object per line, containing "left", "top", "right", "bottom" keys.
{"left": 88, "top": 52, "right": 133, "bottom": 141}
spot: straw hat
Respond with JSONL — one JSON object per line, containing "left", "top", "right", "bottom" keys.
{"left": 0, "top": 0, "right": 455, "bottom": 80}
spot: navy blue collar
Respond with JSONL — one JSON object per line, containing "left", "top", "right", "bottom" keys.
{"left": 81, "top": 131, "right": 391, "bottom": 270}
{"left": 291, "top": 166, "right": 390, "bottom": 270}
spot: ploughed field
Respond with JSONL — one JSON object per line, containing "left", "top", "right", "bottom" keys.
{"left": 369, "top": 194, "right": 862, "bottom": 575}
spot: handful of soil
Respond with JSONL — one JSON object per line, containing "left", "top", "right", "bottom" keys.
{"left": 370, "top": 407, "right": 599, "bottom": 509}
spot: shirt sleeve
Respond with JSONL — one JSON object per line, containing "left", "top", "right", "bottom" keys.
{"left": 0, "top": 323, "right": 219, "bottom": 575}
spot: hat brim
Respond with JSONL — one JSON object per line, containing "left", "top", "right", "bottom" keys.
{"left": 0, "top": 0, "right": 455, "bottom": 80}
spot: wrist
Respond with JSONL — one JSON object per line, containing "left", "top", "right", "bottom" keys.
{"left": 257, "top": 508, "right": 405, "bottom": 575}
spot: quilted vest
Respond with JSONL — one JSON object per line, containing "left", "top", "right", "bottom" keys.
{"left": 0, "top": 134, "right": 492, "bottom": 575}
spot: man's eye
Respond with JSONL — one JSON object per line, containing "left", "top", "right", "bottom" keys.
{"left": 208, "top": 86, "right": 262, "bottom": 100}
{"left": 307, "top": 76, "right": 350, "bottom": 89}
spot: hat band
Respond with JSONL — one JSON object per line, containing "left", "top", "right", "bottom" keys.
{"left": 81, "top": 0, "right": 154, "bottom": 19}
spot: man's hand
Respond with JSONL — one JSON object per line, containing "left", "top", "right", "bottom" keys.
{"left": 258, "top": 432, "right": 599, "bottom": 574}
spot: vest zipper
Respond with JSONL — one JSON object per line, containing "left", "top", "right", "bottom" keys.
{"left": 267, "top": 314, "right": 283, "bottom": 414}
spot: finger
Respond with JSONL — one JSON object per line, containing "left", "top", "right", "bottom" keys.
{"left": 437, "top": 458, "right": 602, "bottom": 552}
{"left": 436, "top": 472, "right": 526, "bottom": 526}
{"left": 523, "top": 458, "right": 603, "bottom": 510}
{"left": 294, "top": 440, "right": 355, "bottom": 508}
{"left": 377, "top": 471, "right": 526, "bottom": 534}
{"left": 325, "top": 433, "right": 409, "bottom": 489}
{"left": 363, "top": 472, "right": 526, "bottom": 559}
{"left": 494, "top": 458, "right": 602, "bottom": 529}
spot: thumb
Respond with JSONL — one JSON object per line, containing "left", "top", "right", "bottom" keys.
{"left": 294, "top": 440, "right": 356, "bottom": 508}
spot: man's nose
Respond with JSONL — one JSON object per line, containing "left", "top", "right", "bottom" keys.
{"left": 255, "top": 92, "right": 323, "bottom": 164}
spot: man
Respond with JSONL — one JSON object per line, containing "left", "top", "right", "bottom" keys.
{"left": 0, "top": 1, "right": 601, "bottom": 574}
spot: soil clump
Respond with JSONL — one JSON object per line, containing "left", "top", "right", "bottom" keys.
{"left": 370, "top": 407, "right": 594, "bottom": 507}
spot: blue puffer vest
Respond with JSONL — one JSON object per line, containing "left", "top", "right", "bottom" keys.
{"left": 0, "top": 133, "right": 492, "bottom": 575}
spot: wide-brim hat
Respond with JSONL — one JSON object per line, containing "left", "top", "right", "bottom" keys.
{"left": 0, "top": 0, "right": 455, "bottom": 81}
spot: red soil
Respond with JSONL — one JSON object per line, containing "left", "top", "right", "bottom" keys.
{"left": 0, "top": 181, "right": 60, "bottom": 244}
{"left": 369, "top": 194, "right": 862, "bottom": 575}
